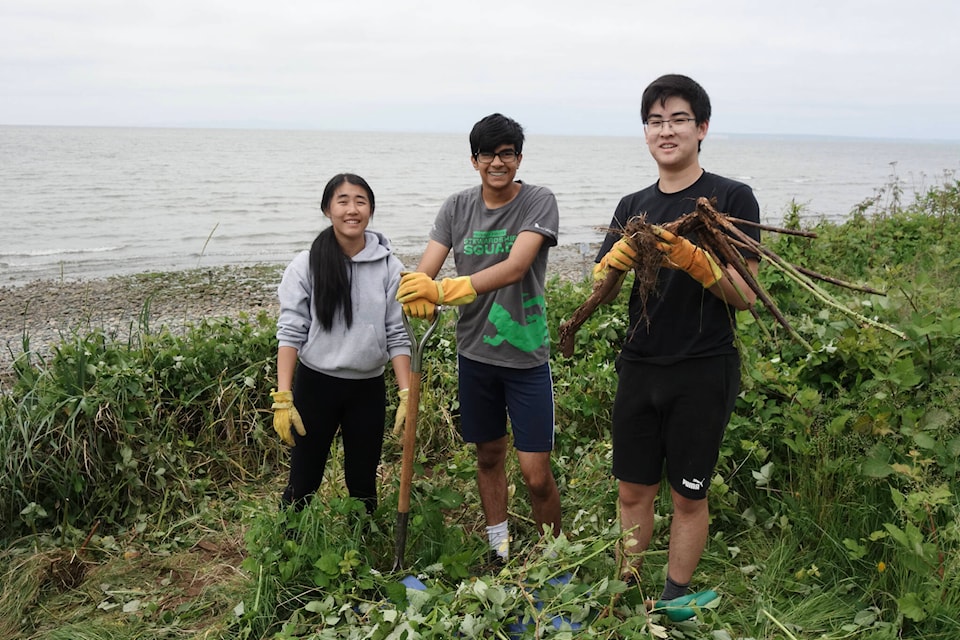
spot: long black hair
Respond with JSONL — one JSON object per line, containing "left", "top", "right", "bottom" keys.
{"left": 309, "top": 173, "right": 376, "bottom": 331}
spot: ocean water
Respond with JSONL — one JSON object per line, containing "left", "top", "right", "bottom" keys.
{"left": 1, "top": 125, "right": 958, "bottom": 287}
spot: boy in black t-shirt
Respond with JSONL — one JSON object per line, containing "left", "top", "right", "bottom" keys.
{"left": 594, "top": 74, "right": 761, "bottom": 617}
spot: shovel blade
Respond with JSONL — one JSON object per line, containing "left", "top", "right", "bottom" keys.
{"left": 391, "top": 511, "right": 410, "bottom": 571}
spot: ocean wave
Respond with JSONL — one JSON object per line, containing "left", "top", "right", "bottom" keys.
{"left": 0, "top": 246, "right": 121, "bottom": 259}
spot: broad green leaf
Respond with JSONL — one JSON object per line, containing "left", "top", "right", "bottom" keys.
{"left": 898, "top": 592, "right": 927, "bottom": 622}
{"left": 861, "top": 457, "right": 892, "bottom": 478}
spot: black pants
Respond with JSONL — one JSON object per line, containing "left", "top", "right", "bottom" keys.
{"left": 282, "top": 364, "right": 386, "bottom": 513}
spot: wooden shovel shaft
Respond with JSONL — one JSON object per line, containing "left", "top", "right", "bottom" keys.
{"left": 396, "top": 373, "right": 422, "bottom": 514}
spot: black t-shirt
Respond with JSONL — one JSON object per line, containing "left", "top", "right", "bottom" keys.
{"left": 596, "top": 171, "right": 761, "bottom": 364}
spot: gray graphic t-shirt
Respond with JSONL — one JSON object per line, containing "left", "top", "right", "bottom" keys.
{"left": 429, "top": 182, "right": 559, "bottom": 368}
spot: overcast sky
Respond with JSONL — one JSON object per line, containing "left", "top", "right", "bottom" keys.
{"left": 3, "top": 1, "right": 959, "bottom": 141}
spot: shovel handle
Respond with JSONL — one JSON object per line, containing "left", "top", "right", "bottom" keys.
{"left": 392, "top": 309, "right": 442, "bottom": 570}
{"left": 396, "top": 372, "right": 421, "bottom": 513}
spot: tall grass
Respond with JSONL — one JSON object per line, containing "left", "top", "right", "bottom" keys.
{"left": 0, "top": 312, "right": 281, "bottom": 545}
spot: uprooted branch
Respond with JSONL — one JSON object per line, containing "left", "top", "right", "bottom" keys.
{"left": 558, "top": 197, "right": 905, "bottom": 357}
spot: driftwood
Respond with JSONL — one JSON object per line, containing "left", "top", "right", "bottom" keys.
{"left": 558, "top": 197, "right": 904, "bottom": 357}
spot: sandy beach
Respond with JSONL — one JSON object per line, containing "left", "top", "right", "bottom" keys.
{"left": 0, "top": 245, "right": 597, "bottom": 377}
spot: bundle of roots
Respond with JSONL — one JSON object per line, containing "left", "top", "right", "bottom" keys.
{"left": 558, "top": 197, "right": 904, "bottom": 357}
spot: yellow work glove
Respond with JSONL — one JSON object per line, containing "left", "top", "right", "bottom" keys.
{"left": 269, "top": 389, "right": 306, "bottom": 447}
{"left": 592, "top": 236, "right": 638, "bottom": 282}
{"left": 397, "top": 272, "right": 477, "bottom": 306}
{"left": 393, "top": 388, "right": 409, "bottom": 435}
{"left": 651, "top": 226, "right": 723, "bottom": 288}
{"left": 402, "top": 298, "right": 437, "bottom": 319}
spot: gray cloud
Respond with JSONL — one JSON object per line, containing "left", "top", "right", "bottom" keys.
{"left": 2, "top": 0, "right": 958, "bottom": 140}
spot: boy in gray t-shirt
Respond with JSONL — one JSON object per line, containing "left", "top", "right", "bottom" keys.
{"left": 397, "top": 113, "right": 561, "bottom": 563}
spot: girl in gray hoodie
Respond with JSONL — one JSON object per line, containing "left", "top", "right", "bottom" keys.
{"left": 270, "top": 173, "right": 411, "bottom": 512}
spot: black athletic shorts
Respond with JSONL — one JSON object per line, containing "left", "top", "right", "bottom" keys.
{"left": 611, "top": 353, "right": 740, "bottom": 499}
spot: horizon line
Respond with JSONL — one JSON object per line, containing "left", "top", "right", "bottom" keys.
{"left": 2, "top": 122, "right": 958, "bottom": 145}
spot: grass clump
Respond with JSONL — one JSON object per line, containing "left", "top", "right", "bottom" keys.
{"left": 0, "top": 312, "right": 281, "bottom": 545}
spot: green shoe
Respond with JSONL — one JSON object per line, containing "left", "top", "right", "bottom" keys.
{"left": 653, "top": 589, "right": 718, "bottom": 622}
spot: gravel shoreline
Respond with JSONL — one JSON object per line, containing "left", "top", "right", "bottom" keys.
{"left": 0, "top": 245, "right": 598, "bottom": 378}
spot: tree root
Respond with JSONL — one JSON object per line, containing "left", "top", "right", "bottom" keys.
{"left": 558, "top": 197, "right": 904, "bottom": 357}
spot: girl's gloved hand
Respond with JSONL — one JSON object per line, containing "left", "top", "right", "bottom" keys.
{"left": 393, "top": 388, "right": 409, "bottom": 435}
{"left": 270, "top": 389, "right": 306, "bottom": 447}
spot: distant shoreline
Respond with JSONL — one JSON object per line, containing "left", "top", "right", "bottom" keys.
{"left": 0, "top": 244, "right": 598, "bottom": 378}
{"left": 0, "top": 243, "right": 601, "bottom": 290}
{"left": 5, "top": 124, "right": 958, "bottom": 145}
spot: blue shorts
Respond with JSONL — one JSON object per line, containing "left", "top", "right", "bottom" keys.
{"left": 457, "top": 355, "right": 555, "bottom": 452}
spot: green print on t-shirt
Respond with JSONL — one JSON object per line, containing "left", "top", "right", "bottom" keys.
{"left": 463, "top": 229, "right": 516, "bottom": 256}
{"left": 482, "top": 295, "right": 549, "bottom": 353}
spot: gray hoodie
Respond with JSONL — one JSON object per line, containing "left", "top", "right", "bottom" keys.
{"left": 276, "top": 230, "right": 410, "bottom": 379}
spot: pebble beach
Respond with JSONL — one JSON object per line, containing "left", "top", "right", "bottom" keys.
{"left": 0, "top": 245, "right": 597, "bottom": 379}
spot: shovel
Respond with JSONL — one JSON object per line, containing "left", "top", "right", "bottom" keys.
{"left": 392, "top": 308, "right": 442, "bottom": 571}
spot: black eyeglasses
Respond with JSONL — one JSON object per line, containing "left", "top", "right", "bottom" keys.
{"left": 475, "top": 149, "right": 519, "bottom": 164}
{"left": 643, "top": 117, "right": 696, "bottom": 131}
